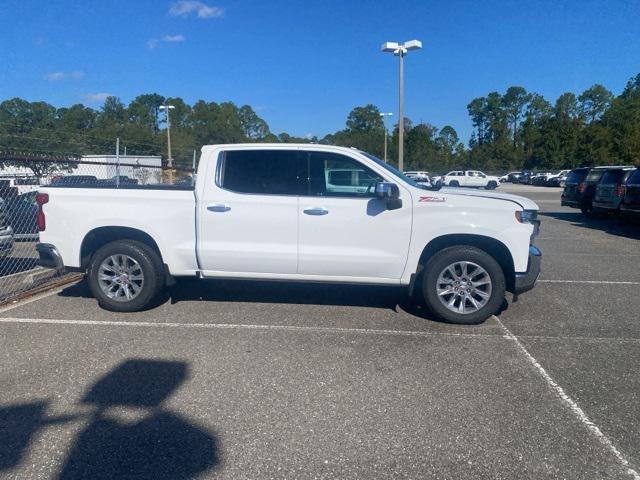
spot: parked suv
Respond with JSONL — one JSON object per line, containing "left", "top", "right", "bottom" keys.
{"left": 593, "top": 167, "right": 636, "bottom": 214}
{"left": 561, "top": 166, "right": 632, "bottom": 215}
{"left": 620, "top": 167, "right": 640, "bottom": 221}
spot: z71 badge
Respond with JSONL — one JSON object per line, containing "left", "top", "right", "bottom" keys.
{"left": 419, "top": 196, "right": 446, "bottom": 203}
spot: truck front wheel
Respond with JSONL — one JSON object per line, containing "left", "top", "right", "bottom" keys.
{"left": 88, "top": 240, "right": 165, "bottom": 312}
{"left": 422, "top": 246, "right": 506, "bottom": 324}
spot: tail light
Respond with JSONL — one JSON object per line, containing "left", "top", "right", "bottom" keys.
{"left": 35, "top": 192, "right": 49, "bottom": 231}
{"left": 614, "top": 184, "right": 626, "bottom": 197}
{"left": 578, "top": 182, "right": 586, "bottom": 193}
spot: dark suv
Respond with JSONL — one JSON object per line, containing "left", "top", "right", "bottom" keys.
{"left": 561, "top": 168, "right": 590, "bottom": 212}
{"left": 561, "top": 166, "right": 631, "bottom": 215}
{"left": 620, "top": 167, "right": 640, "bottom": 220}
{"left": 593, "top": 168, "right": 636, "bottom": 214}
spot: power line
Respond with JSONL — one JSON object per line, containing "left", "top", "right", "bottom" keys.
{"left": 0, "top": 120, "right": 197, "bottom": 152}
{"left": 0, "top": 131, "right": 196, "bottom": 155}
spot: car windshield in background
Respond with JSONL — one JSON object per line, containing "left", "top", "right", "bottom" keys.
{"left": 357, "top": 151, "right": 435, "bottom": 190}
{"left": 564, "top": 170, "right": 587, "bottom": 184}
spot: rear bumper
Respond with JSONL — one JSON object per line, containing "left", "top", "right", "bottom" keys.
{"left": 36, "top": 243, "right": 64, "bottom": 273}
{"left": 593, "top": 200, "right": 619, "bottom": 211}
{"left": 514, "top": 245, "right": 541, "bottom": 295}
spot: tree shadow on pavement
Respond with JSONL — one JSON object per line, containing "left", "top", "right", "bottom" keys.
{"left": 0, "top": 359, "right": 219, "bottom": 480}
{"left": 539, "top": 211, "right": 640, "bottom": 241}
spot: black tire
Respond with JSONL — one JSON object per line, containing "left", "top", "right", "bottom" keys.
{"left": 422, "top": 246, "right": 506, "bottom": 324}
{"left": 485, "top": 181, "right": 498, "bottom": 190}
{"left": 580, "top": 202, "right": 593, "bottom": 216}
{"left": 88, "top": 240, "right": 165, "bottom": 312}
{"left": 449, "top": 181, "right": 460, "bottom": 187}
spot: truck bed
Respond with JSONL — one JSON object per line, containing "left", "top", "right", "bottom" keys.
{"left": 39, "top": 186, "right": 199, "bottom": 275}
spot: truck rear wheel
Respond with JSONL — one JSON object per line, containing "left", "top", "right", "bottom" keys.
{"left": 88, "top": 240, "right": 165, "bottom": 312}
{"left": 422, "top": 246, "right": 505, "bottom": 324}
{"left": 449, "top": 181, "right": 460, "bottom": 187}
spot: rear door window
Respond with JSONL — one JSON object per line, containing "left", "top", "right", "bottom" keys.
{"left": 218, "top": 150, "right": 303, "bottom": 195}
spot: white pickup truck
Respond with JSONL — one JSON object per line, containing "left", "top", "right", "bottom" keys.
{"left": 36, "top": 144, "right": 541, "bottom": 324}
{"left": 439, "top": 170, "right": 501, "bottom": 189}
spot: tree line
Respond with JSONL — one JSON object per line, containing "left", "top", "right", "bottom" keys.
{"left": 1, "top": 72, "right": 638, "bottom": 177}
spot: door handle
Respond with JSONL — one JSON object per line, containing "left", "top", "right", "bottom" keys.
{"left": 207, "top": 203, "right": 231, "bottom": 212}
{"left": 303, "top": 207, "right": 329, "bottom": 216}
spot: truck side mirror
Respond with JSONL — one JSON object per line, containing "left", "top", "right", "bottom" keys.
{"left": 375, "top": 182, "right": 402, "bottom": 210}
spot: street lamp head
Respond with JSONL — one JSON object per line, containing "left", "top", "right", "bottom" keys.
{"left": 403, "top": 39, "right": 422, "bottom": 51}
{"left": 379, "top": 112, "right": 393, "bottom": 117}
{"left": 381, "top": 42, "right": 400, "bottom": 53}
{"left": 159, "top": 105, "right": 175, "bottom": 110}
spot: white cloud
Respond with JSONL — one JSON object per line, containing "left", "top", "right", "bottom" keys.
{"left": 45, "top": 70, "right": 84, "bottom": 81}
{"left": 163, "top": 34, "right": 185, "bottom": 42}
{"left": 169, "top": 0, "right": 224, "bottom": 19}
{"left": 84, "top": 93, "right": 112, "bottom": 103}
{"left": 148, "top": 34, "right": 186, "bottom": 49}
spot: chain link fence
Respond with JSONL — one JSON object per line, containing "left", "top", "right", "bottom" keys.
{"left": 0, "top": 150, "right": 194, "bottom": 305}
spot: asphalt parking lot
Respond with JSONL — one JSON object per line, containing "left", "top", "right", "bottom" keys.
{"left": 1, "top": 184, "right": 639, "bottom": 479}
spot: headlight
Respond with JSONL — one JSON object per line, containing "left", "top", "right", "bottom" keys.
{"left": 515, "top": 209, "right": 540, "bottom": 237}
{"left": 515, "top": 209, "right": 537, "bottom": 223}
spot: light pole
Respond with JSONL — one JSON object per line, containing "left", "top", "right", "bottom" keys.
{"left": 379, "top": 112, "right": 393, "bottom": 162}
{"left": 381, "top": 40, "right": 422, "bottom": 172}
{"left": 159, "top": 104, "right": 175, "bottom": 181}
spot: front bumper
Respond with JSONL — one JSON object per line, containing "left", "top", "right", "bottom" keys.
{"left": 36, "top": 243, "right": 64, "bottom": 274}
{"left": 514, "top": 245, "right": 541, "bottom": 295}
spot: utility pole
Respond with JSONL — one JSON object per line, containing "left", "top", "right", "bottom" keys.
{"left": 159, "top": 104, "right": 175, "bottom": 183}
{"left": 381, "top": 40, "right": 422, "bottom": 171}
{"left": 398, "top": 51, "right": 404, "bottom": 171}
{"left": 192, "top": 149, "right": 197, "bottom": 186}
{"left": 115, "top": 137, "right": 120, "bottom": 188}
{"left": 380, "top": 112, "right": 393, "bottom": 162}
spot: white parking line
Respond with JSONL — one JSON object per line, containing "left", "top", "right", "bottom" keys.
{"left": 539, "top": 279, "right": 640, "bottom": 285}
{"left": 543, "top": 253, "right": 640, "bottom": 257}
{"left": 1, "top": 315, "right": 637, "bottom": 344}
{"left": 495, "top": 316, "right": 640, "bottom": 480}
{"left": 0, "top": 316, "right": 503, "bottom": 340}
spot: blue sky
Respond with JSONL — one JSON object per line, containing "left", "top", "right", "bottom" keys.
{"left": 1, "top": 0, "right": 639, "bottom": 141}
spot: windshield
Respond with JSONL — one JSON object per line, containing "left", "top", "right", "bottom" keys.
{"left": 357, "top": 150, "right": 433, "bottom": 190}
